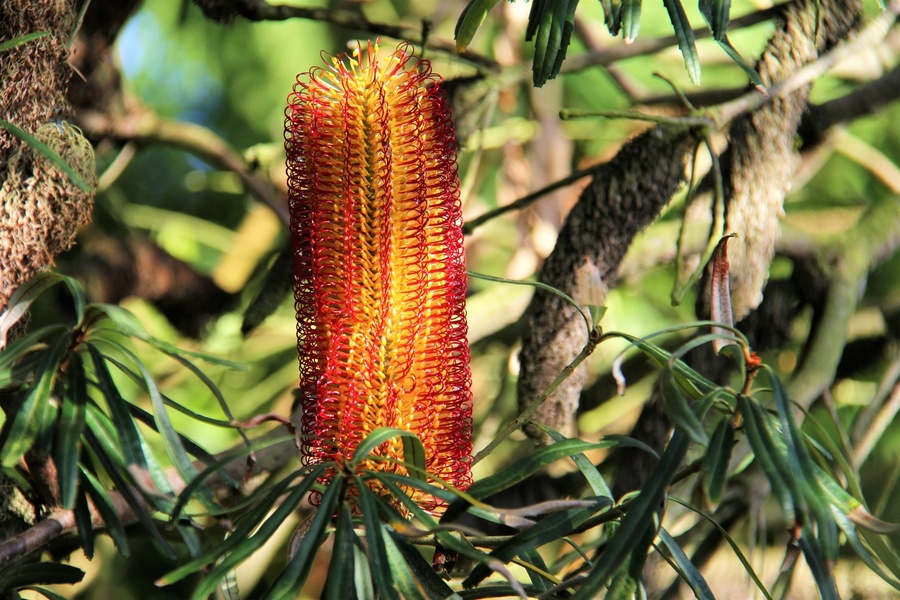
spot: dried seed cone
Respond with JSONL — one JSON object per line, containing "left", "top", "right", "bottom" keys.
{"left": 284, "top": 44, "right": 473, "bottom": 507}
{"left": 1, "top": 123, "right": 97, "bottom": 312}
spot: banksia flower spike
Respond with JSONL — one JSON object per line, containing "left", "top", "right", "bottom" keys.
{"left": 284, "top": 42, "right": 472, "bottom": 507}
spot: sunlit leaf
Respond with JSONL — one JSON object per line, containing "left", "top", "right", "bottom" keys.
{"left": 536, "top": 423, "right": 613, "bottom": 499}
{"left": 81, "top": 467, "right": 130, "bottom": 556}
{"left": 160, "top": 467, "right": 320, "bottom": 586}
{"left": 444, "top": 438, "right": 618, "bottom": 522}
{"left": 662, "top": 0, "right": 701, "bottom": 84}
{"left": 621, "top": 0, "right": 642, "bottom": 42}
{"left": 0, "top": 30, "right": 50, "bottom": 52}
{"left": 463, "top": 496, "right": 607, "bottom": 588}
{"left": 454, "top": 0, "right": 504, "bottom": 52}
{"left": 661, "top": 369, "right": 708, "bottom": 445}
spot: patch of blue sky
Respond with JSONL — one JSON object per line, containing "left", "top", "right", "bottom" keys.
{"left": 117, "top": 9, "right": 223, "bottom": 124}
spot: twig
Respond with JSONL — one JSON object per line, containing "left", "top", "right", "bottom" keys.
{"left": 787, "top": 195, "right": 900, "bottom": 407}
{"left": 713, "top": 3, "right": 900, "bottom": 128}
{"left": 78, "top": 108, "right": 289, "bottom": 226}
{"left": 463, "top": 162, "right": 606, "bottom": 236}
{"left": 472, "top": 326, "right": 602, "bottom": 465}
{"left": 204, "top": 0, "right": 499, "bottom": 71}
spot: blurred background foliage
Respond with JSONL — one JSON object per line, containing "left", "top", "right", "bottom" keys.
{"left": 2, "top": 0, "right": 900, "bottom": 597}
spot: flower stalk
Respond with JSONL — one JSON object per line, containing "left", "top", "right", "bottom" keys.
{"left": 284, "top": 43, "right": 472, "bottom": 506}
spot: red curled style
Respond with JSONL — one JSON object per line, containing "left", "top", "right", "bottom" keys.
{"left": 284, "top": 42, "right": 472, "bottom": 509}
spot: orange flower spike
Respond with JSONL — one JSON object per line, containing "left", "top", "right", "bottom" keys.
{"left": 284, "top": 43, "right": 473, "bottom": 506}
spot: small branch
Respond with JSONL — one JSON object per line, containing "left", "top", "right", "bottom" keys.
{"left": 463, "top": 162, "right": 606, "bottom": 236}
{"left": 78, "top": 108, "right": 289, "bottom": 226}
{"left": 713, "top": 4, "right": 900, "bottom": 128}
{"left": 787, "top": 196, "right": 900, "bottom": 407}
{"left": 194, "top": 0, "right": 498, "bottom": 71}
{"left": 472, "top": 327, "right": 602, "bottom": 465}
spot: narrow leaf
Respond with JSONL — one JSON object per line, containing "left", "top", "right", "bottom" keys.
{"left": 81, "top": 467, "right": 130, "bottom": 556}
{"left": 322, "top": 503, "right": 357, "bottom": 600}
{"left": 657, "top": 528, "right": 715, "bottom": 599}
{"left": 0, "top": 119, "right": 90, "bottom": 191}
{"left": 621, "top": 0, "right": 642, "bottom": 42}
{"left": 267, "top": 476, "right": 344, "bottom": 597}
{"left": 661, "top": 370, "right": 708, "bottom": 445}
{"left": 662, "top": 0, "right": 701, "bottom": 84}
{"left": 702, "top": 416, "right": 734, "bottom": 504}
{"left": 0, "top": 30, "right": 51, "bottom": 52}
{"left": 56, "top": 352, "right": 88, "bottom": 508}
{"left": 356, "top": 482, "right": 401, "bottom": 600}
{"left": 454, "top": 0, "right": 504, "bottom": 52}
{"left": 573, "top": 430, "right": 691, "bottom": 599}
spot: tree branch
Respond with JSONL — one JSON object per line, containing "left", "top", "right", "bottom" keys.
{"left": 77, "top": 107, "right": 289, "bottom": 226}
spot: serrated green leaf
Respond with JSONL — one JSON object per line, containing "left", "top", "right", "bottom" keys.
{"left": 0, "top": 30, "right": 51, "bottom": 52}
{"left": 698, "top": 0, "right": 730, "bottom": 41}
{"left": 267, "top": 476, "right": 344, "bottom": 597}
{"left": 572, "top": 429, "right": 691, "bottom": 599}
{"left": 454, "top": 0, "right": 504, "bottom": 52}
{"left": 662, "top": 0, "right": 701, "bottom": 84}
{"left": 702, "top": 416, "right": 734, "bottom": 504}
{"left": 657, "top": 528, "right": 715, "bottom": 599}
{"left": 0, "top": 120, "right": 91, "bottom": 192}
{"left": 322, "top": 503, "right": 357, "bottom": 600}
{"left": 621, "top": 0, "right": 642, "bottom": 42}
{"left": 0, "top": 334, "right": 68, "bottom": 466}
{"left": 56, "top": 352, "right": 88, "bottom": 508}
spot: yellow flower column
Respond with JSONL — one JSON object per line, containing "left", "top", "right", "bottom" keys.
{"left": 284, "top": 43, "right": 472, "bottom": 507}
